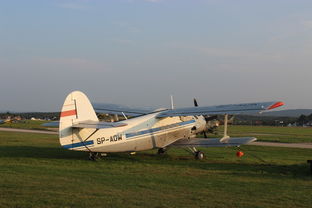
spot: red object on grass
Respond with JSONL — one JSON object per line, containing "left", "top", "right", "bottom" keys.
{"left": 236, "top": 151, "right": 244, "bottom": 157}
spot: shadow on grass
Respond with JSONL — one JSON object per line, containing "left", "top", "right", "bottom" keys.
{"left": 0, "top": 145, "right": 310, "bottom": 178}
{"left": 0, "top": 146, "right": 87, "bottom": 160}
{"left": 109, "top": 152, "right": 311, "bottom": 178}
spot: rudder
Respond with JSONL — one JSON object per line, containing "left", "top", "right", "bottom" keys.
{"left": 59, "top": 91, "right": 98, "bottom": 150}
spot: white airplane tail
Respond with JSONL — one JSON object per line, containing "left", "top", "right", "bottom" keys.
{"left": 59, "top": 91, "right": 98, "bottom": 149}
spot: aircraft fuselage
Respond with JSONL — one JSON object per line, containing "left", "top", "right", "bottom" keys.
{"left": 63, "top": 113, "right": 206, "bottom": 152}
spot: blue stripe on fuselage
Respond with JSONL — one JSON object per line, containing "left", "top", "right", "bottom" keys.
{"left": 125, "top": 120, "right": 195, "bottom": 139}
{"left": 62, "top": 140, "right": 94, "bottom": 149}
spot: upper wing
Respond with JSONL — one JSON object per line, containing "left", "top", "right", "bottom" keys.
{"left": 170, "top": 137, "right": 257, "bottom": 147}
{"left": 157, "top": 101, "right": 284, "bottom": 118}
{"left": 93, "top": 103, "right": 155, "bottom": 116}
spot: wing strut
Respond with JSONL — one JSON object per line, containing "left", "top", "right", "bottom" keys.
{"left": 220, "top": 114, "right": 230, "bottom": 143}
{"left": 122, "top": 112, "right": 128, "bottom": 120}
{"left": 170, "top": 95, "right": 174, "bottom": 109}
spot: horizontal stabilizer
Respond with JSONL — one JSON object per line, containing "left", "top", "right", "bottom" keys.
{"left": 72, "top": 120, "right": 127, "bottom": 129}
{"left": 171, "top": 137, "right": 257, "bottom": 147}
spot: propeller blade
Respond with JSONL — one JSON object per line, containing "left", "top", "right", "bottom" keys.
{"left": 204, "top": 115, "right": 218, "bottom": 121}
{"left": 193, "top": 98, "right": 219, "bottom": 138}
{"left": 193, "top": 98, "right": 198, "bottom": 107}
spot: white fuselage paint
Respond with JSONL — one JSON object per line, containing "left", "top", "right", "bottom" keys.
{"left": 64, "top": 112, "right": 206, "bottom": 153}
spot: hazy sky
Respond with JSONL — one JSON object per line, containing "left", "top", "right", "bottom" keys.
{"left": 1, "top": 0, "right": 312, "bottom": 112}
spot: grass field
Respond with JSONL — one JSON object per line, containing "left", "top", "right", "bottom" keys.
{"left": 224, "top": 125, "right": 312, "bottom": 143}
{"left": 0, "top": 131, "right": 311, "bottom": 208}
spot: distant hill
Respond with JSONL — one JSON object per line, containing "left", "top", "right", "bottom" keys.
{"left": 260, "top": 109, "right": 312, "bottom": 117}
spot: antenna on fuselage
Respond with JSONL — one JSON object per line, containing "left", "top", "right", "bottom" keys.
{"left": 170, "top": 95, "right": 174, "bottom": 109}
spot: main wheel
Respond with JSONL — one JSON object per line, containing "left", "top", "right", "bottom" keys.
{"left": 195, "top": 151, "right": 204, "bottom": 160}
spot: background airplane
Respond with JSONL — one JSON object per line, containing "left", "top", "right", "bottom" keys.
{"left": 57, "top": 91, "right": 284, "bottom": 160}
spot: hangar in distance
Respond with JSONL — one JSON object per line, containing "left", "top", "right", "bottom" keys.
{"left": 57, "top": 91, "right": 284, "bottom": 160}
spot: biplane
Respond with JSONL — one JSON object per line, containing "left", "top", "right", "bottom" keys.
{"left": 58, "top": 91, "right": 283, "bottom": 160}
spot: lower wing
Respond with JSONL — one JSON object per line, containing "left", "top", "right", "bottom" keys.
{"left": 170, "top": 137, "right": 256, "bottom": 147}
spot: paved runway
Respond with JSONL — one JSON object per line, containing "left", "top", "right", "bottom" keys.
{"left": 0, "top": 127, "right": 58, "bottom": 135}
{"left": 248, "top": 141, "right": 312, "bottom": 149}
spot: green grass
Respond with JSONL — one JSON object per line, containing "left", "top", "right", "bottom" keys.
{"left": 0, "top": 120, "right": 51, "bottom": 130}
{"left": 0, "top": 131, "right": 312, "bottom": 208}
{"left": 215, "top": 125, "right": 312, "bottom": 143}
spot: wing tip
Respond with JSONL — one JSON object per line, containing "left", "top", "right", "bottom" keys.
{"left": 267, "top": 101, "right": 284, "bottom": 110}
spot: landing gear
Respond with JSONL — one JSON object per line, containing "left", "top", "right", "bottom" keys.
{"left": 220, "top": 114, "right": 230, "bottom": 143}
{"left": 195, "top": 151, "right": 205, "bottom": 160}
{"left": 88, "top": 152, "right": 106, "bottom": 161}
{"left": 186, "top": 147, "right": 205, "bottom": 160}
{"left": 157, "top": 148, "right": 166, "bottom": 155}
{"left": 89, "top": 152, "right": 97, "bottom": 161}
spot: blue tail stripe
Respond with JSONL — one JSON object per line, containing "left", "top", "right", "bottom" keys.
{"left": 62, "top": 140, "right": 94, "bottom": 149}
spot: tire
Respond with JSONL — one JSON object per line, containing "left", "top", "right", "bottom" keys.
{"left": 89, "top": 153, "right": 97, "bottom": 161}
{"left": 157, "top": 148, "right": 166, "bottom": 155}
{"left": 195, "top": 151, "right": 204, "bottom": 160}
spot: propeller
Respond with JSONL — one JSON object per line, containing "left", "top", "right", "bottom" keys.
{"left": 193, "top": 98, "right": 198, "bottom": 107}
{"left": 193, "top": 98, "right": 218, "bottom": 138}
{"left": 194, "top": 98, "right": 217, "bottom": 121}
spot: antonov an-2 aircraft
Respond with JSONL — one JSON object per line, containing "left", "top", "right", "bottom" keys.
{"left": 59, "top": 91, "right": 284, "bottom": 160}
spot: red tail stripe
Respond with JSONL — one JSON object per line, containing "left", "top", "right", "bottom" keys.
{"left": 267, "top": 102, "right": 284, "bottom": 110}
{"left": 60, "top": 110, "right": 77, "bottom": 117}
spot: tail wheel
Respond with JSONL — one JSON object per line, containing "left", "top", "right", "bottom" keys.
{"left": 89, "top": 152, "right": 98, "bottom": 161}
{"left": 157, "top": 148, "right": 166, "bottom": 155}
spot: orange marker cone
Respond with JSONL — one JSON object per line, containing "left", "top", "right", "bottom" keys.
{"left": 236, "top": 151, "right": 244, "bottom": 157}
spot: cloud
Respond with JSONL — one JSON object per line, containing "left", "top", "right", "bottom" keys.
{"left": 170, "top": 43, "right": 283, "bottom": 62}
{"left": 57, "top": 0, "right": 92, "bottom": 10}
{"left": 126, "top": 0, "right": 164, "bottom": 3}
{"left": 112, "top": 38, "right": 135, "bottom": 45}
{"left": 113, "top": 21, "right": 142, "bottom": 33}
{"left": 268, "top": 17, "right": 312, "bottom": 42}
{"left": 302, "top": 20, "right": 312, "bottom": 30}
{"left": 35, "top": 57, "right": 111, "bottom": 72}
{"left": 144, "top": 0, "right": 162, "bottom": 2}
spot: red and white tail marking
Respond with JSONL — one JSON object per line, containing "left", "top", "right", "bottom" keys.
{"left": 267, "top": 101, "right": 284, "bottom": 110}
{"left": 60, "top": 103, "right": 76, "bottom": 118}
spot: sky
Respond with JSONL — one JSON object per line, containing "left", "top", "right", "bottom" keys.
{"left": 1, "top": 0, "right": 312, "bottom": 112}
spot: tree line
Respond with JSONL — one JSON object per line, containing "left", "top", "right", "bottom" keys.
{"left": 0, "top": 112, "right": 59, "bottom": 120}
{"left": 297, "top": 114, "right": 312, "bottom": 126}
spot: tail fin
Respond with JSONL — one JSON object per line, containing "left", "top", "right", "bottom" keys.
{"left": 59, "top": 91, "right": 98, "bottom": 150}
